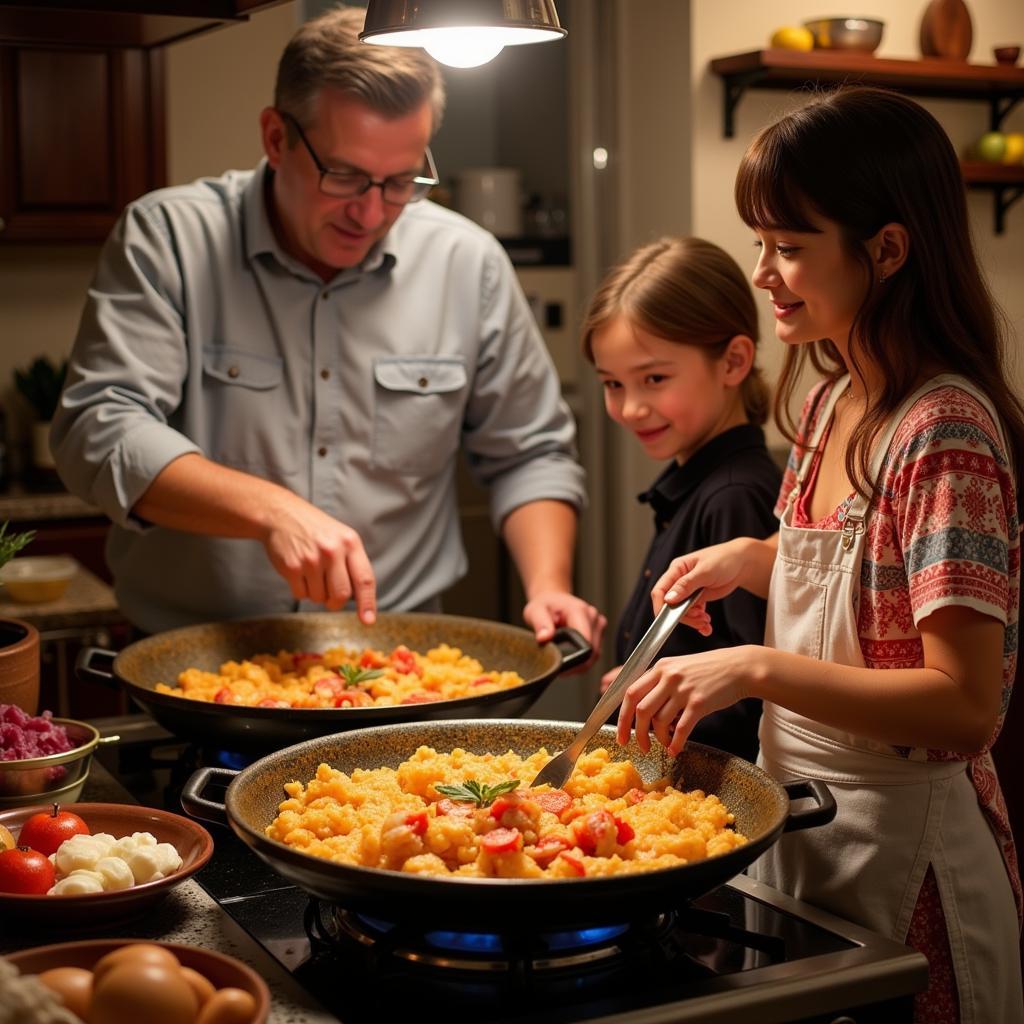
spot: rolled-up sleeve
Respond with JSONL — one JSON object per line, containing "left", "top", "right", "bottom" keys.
{"left": 51, "top": 202, "right": 202, "bottom": 529}
{"left": 462, "top": 246, "right": 586, "bottom": 531}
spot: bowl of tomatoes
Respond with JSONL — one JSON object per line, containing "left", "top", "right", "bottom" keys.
{"left": 0, "top": 802, "right": 214, "bottom": 926}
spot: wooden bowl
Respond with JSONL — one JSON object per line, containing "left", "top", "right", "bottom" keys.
{"left": 0, "top": 802, "right": 213, "bottom": 926}
{"left": 7, "top": 938, "right": 270, "bottom": 1023}
{"left": 993, "top": 45, "right": 1021, "bottom": 66}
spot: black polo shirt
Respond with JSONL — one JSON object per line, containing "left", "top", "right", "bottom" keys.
{"left": 614, "top": 424, "right": 783, "bottom": 763}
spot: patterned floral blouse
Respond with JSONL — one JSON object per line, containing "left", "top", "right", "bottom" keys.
{"left": 780, "top": 379, "right": 1022, "bottom": 921}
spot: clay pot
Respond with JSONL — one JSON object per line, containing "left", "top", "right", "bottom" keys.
{"left": 0, "top": 617, "right": 40, "bottom": 714}
{"left": 919, "top": 0, "right": 973, "bottom": 60}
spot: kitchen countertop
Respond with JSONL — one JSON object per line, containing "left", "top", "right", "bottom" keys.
{"left": 0, "top": 481, "right": 101, "bottom": 522}
{"left": 1, "top": 757, "right": 338, "bottom": 1024}
{"left": 0, "top": 560, "right": 123, "bottom": 630}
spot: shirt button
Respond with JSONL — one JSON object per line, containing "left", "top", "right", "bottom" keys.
{"left": 318, "top": 446, "right": 327, "bottom": 457}
{"left": 418, "top": 377, "right": 429, "bottom": 388}
{"left": 227, "top": 366, "right": 239, "bottom": 379}
{"left": 321, "top": 291, "right": 329, "bottom": 301}
{"left": 643, "top": 568, "right": 652, "bottom": 578}
{"left": 623, "top": 631, "right": 631, "bottom": 643}
{"left": 320, "top": 369, "right": 330, "bottom": 380}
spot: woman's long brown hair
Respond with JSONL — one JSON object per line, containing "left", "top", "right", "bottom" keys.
{"left": 735, "top": 86, "right": 1024, "bottom": 501}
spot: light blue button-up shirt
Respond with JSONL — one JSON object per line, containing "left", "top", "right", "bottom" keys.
{"left": 52, "top": 162, "right": 585, "bottom": 633}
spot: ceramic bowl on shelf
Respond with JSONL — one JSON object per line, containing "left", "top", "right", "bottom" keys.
{"left": 0, "top": 554, "right": 77, "bottom": 603}
{"left": 6, "top": 938, "right": 270, "bottom": 1023}
{"left": 0, "top": 717, "right": 104, "bottom": 807}
{"left": 0, "top": 802, "right": 214, "bottom": 925}
{"left": 803, "top": 17, "right": 885, "bottom": 53}
{"left": 993, "top": 45, "right": 1021, "bottom": 66}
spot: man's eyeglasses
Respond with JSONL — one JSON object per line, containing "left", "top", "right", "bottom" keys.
{"left": 279, "top": 110, "right": 439, "bottom": 205}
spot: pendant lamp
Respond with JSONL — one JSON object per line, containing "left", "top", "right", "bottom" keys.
{"left": 359, "top": 0, "right": 566, "bottom": 69}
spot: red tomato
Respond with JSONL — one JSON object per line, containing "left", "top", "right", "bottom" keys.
{"left": 571, "top": 811, "right": 618, "bottom": 856}
{"left": 213, "top": 687, "right": 233, "bottom": 704}
{"left": 528, "top": 789, "right": 573, "bottom": 818}
{"left": 529, "top": 836, "right": 569, "bottom": 865}
{"left": 256, "top": 698, "right": 291, "bottom": 708}
{"left": 390, "top": 645, "right": 423, "bottom": 677}
{"left": 481, "top": 828, "right": 523, "bottom": 854}
{"left": 334, "top": 691, "right": 373, "bottom": 708}
{"left": 359, "top": 650, "right": 387, "bottom": 669}
{"left": 488, "top": 795, "right": 520, "bottom": 820}
{"left": 292, "top": 652, "right": 323, "bottom": 672}
{"left": 18, "top": 804, "right": 90, "bottom": 857}
{"left": 312, "top": 674, "right": 346, "bottom": 699}
{"left": 0, "top": 847, "right": 56, "bottom": 894}
{"left": 471, "top": 676, "right": 492, "bottom": 687}
{"left": 435, "top": 799, "right": 474, "bottom": 818}
{"left": 400, "top": 691, "right": 442, "bottom": 705}
{"left": 558, "top": 850, "right": 586, "bottom": 876}
{"left": 614, "top": 816, "right": 635, "bottom": 844}
{"left": 404, "top": 812, "right": 429, "bottom": 836}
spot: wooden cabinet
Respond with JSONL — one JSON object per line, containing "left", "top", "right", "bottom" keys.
{"left": 0, "top": 43, "right": 166, "bottom": 241}
{"left": 709, "top": 49, "right": 1024, "bottom": 233}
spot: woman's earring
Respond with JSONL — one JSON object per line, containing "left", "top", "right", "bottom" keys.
{"left": 879, "top": 270, "right": 887, "bottom": 284}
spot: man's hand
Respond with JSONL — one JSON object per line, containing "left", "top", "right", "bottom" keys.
{"left": 263, "top": 490, "right": 376, "bottom": 623}
{"left": 522, "top": 590, "right": 606, "bottom": 670}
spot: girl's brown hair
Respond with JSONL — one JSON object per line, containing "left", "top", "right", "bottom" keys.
{"left": 581, "top": 236, "right": 770, "bottom": 425}
{"left": 735, "top": 85, "right": 1024, "bottom": 500}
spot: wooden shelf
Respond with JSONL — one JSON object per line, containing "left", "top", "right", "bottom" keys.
{"left": 710, "top": 49, "right": 1024, "bottom": 233}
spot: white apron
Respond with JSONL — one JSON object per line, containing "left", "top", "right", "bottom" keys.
{"left": 751, "top": 374, "right": 1024, "bottom": 1023}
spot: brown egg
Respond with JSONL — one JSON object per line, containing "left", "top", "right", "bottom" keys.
{"left": 179, "top": 965, "right": 216, "bottom": 1008}
{"left": 36, "top": 966, "right": 93, "bottom": 1020}
{"left": 195, "top": 987, "right": 257, "bottom": 1024}
{"left": 90, "top": 962, "right": 198, "bottom": 1024}
{"left": 92, "top": 943, "right": 182, "bottom": 986}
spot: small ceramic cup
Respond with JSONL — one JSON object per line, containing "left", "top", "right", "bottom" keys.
{"left": 993, "top": 45, "right": 1021, "bottom": 66}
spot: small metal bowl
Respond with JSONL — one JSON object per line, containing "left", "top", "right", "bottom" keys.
{"left": 803, "top": 17, "right": 885, "bottom": 53}
{"left": 0, "top": 719, "right": 110, "bottom": 807}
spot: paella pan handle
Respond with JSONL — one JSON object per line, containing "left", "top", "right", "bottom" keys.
{"left": 780, "top": 779, "right": 837, "bottom": 833}
{"left": 180, "top": 766, "right": 239, "bottom": 826}
{"left": 551, "top": 627, "right": 592, "bottom": 673}
{"left": 75, "top": 647, "right": 119, "bottom": 688}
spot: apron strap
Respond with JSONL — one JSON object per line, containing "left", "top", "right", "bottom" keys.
{"left": 787, "top": 375, "right": 851, "bottom": 505}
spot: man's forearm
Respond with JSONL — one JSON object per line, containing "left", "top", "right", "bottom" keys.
{"left": 502, "top": 499, "right": 578, "bottom": 598}
{"left": 132, "top": 452, "right": 288, "bottom": 540}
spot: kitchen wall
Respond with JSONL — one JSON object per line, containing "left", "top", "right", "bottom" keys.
{"left": 1, "top": 0, "right": 1022, "bottom": 595}
{"left": 690, "top": 0, "right": 1024, "bottom": 433}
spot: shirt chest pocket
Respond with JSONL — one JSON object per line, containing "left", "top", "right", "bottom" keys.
{"left": 372, "top": 357, "right": 468, "bottom": 475}
{"left": 201, "top": 346, "right": 295, "bottom": 474}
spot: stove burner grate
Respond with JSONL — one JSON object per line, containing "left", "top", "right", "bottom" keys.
{"left": 304, "top": 897, "right": 786, "bottom": 976}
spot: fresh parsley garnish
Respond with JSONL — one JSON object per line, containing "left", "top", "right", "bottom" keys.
{"left": 434, "top": 779, "right": 521, "bottom": 807}
{"left": 338, "top": 664, "right": 384, "bottom": 688}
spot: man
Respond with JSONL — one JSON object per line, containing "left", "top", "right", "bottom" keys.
{"left": 52, "top": 6, "right": 605, "bottom": 656}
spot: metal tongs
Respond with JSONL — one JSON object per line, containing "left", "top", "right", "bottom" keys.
{"left": 531, "top": 587, "right": 705, "bottom": 790}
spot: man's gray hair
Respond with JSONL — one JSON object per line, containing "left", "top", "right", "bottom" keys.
{"left": 274, "top": 4, "right": 446, "bottom": 133}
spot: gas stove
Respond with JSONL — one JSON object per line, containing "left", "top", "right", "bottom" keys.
{"left": 94, "top": 715, "right": 929, "bottom": 1024}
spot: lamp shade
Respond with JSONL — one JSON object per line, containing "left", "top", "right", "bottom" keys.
{"left": 360, "top": 1, "right": 565, "bottom": 67}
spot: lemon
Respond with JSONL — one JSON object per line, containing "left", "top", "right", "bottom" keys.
{"left": 1002, "top": 132, "right": 1024, "bottom": 166}
{"left": 770, "top": 26, "right": 815, "bottom": 52}
{"left": 0, "top": 824, "right": 14, "bottom": 851}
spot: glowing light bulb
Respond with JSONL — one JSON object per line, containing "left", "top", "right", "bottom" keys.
{"left": 422, "top": 28, "right": 506, "bottom": 68}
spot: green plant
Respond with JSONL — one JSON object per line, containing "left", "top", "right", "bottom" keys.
{"left": 14, "top": 356, "right": 68, "bottom": 422}
{"left": 0, "top": 521, "right": 34, "bottom": 570}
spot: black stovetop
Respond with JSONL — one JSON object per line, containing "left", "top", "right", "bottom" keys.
{"left": 95, "top": 716, "right": 929, "bottom": 1024}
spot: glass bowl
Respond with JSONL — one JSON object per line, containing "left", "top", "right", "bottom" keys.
{"left": 0, "top": 555, "right": 78, "bottom": 603}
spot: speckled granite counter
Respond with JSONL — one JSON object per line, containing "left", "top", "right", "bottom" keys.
{"left": 1, "top": 759, "right": 338, "bottom": 1024}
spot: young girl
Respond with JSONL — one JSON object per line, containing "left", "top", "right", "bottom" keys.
{"left": 583, "top": 237, "right": 781, "bottom": 762}
{"left": 617, "top": 88, "right": 1024, "bottom": 1021}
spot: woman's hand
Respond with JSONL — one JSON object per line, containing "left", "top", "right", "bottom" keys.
{"left": 616, "top": 646, "right": 764, "bottom": 756}
{"left": 651, "top": 536, "right": 777, "bottom": 623}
